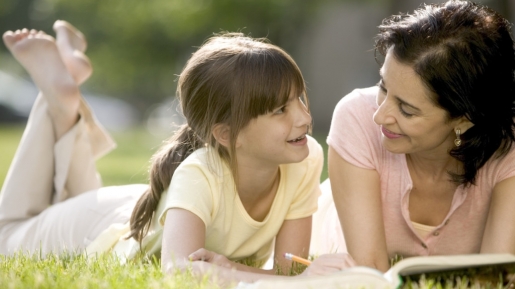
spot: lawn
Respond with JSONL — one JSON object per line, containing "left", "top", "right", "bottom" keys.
{"left": 0, "top": 125, "right": 508, "bottom": 288}
{"left": 0, "top": 125, "right": 329, "bottom": 189}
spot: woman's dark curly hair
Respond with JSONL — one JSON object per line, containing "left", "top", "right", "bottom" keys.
{"left": 375, "top": 0, "right": 515, "bottom": 185}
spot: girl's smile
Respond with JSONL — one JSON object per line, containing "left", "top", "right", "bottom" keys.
{"left": 287, "top": 134, "right": 308, "bottom": 145}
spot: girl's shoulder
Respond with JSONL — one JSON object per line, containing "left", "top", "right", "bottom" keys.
{"left": 281, "top": 135, "right": 324, "bottom": 177}
{"left": 176, "top": 147, "right": 229, "bottom": 179}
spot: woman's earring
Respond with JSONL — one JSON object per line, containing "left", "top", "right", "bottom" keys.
{"left": 454, "top": 129, "right": 462, "bottom": 147}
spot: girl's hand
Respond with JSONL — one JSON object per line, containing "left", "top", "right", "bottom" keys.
{"left": 189, "top": 248, "right": 235, "bottom": 269}
{"left": 301, "top": 253, "right": 357, "bottom": 276}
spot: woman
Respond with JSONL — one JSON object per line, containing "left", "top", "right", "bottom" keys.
{"left": 314, "top": 0, "right": 515, "bottom": 272}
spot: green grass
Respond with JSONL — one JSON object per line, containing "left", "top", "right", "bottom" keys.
{"left": 0, "top": 252, "right": 219, "bottom": 289}
{"left": 0, "top": 125, "right": 329, "bottom": 188}
{"left": 1, "top": 125, "right": 509, "bottom": 288}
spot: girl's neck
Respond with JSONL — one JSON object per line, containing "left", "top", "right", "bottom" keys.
{"left": 237, "top": 164, "right": 280, "bottom": 201}
{"left": 236, "top": 163, "right": 281, "bottom": 221}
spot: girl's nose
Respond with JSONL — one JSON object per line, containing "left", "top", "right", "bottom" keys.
{"left": 298, "top": 99, "right": 312, "bottom": 127}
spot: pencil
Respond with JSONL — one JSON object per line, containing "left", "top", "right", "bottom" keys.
{"left": 284, "top": 253, "right": 311, "bottom": 266}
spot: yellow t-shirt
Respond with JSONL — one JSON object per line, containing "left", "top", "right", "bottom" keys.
{"left": 87, "top": 135, "right": 323, "bottom": 265}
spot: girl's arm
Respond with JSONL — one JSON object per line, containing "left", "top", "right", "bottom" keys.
{"left": 273, "top": 216, "right": 311, "bottom": 274}
{"left": 187, "top": 217, "right": 313, "bottom": 276}
{"left": 328, "top": 146, "right": 390, "bottom": 272}
{"left": 161, "top": 208, "right": 206, "bottom": 271}
{"left": 480, "top": 175, "right": 515, "bottom": 254}
{"left": 187, "top": 216, "right": 356, "bottom": 280}
{"left": 274, "top": 216, "right": 358, "bottom": 275}
{"left": 161, "top": 209, "right": 286, "bottom": 284}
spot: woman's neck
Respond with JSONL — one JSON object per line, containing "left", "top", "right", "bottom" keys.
{"left": 406, "top": 152, "right": 461, "bottom": 182}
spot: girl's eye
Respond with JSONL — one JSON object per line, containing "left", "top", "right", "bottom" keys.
{"left": 274, "top": 106, "right": 286, "bottom": 114}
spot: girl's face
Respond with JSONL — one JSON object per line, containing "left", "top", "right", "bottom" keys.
{"left": 235, "top": 92, "right": 312, "bottom": 168}
{"left": 373, "top": 49, "right": 461, "bottom": 156}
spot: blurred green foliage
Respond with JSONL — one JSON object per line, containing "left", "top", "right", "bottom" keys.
{"left": 0, "top": 0, "right": 332, "bottom": 115}
{"left": 0, "top": 125, "right": 329, "bottom": 188}
{"left": 0, "top": 0, "right": 510, "bottom": 118}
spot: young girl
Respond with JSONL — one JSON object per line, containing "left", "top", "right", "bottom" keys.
{"left": 1, "top": 21, "right": 345, "bottom": 284}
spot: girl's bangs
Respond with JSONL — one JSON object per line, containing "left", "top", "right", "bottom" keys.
{"left": 244, "top": 51, "right": 306, "bottom": 117}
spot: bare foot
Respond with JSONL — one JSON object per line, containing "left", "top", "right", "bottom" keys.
{"left": 3, "top": 29, "right": 80, "bottom": 138}
{"left": 53, "top": 20, "right": 92, "bottom": 85}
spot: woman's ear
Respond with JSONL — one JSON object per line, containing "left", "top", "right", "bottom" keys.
{"left": 455, "top": 116, "right": 474, "bottom": 134}
{"left": 212, "top": 124, "right": 231, "bottom": 148}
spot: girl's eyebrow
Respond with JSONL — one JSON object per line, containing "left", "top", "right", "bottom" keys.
{"left": 379, "top": 76, "right": 421, "bottom": 112}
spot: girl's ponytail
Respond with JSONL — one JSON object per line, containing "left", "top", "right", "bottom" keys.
{"left": 128, "top": 124, "right": 203, "bottom": 242}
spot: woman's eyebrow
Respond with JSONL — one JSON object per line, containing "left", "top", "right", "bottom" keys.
{"left": 380, "top": 76, "right": 421, "bottom": 112}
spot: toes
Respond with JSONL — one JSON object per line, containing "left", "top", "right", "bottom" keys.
{"left": 2, "top": 31, "right": 16, "bottom": 47}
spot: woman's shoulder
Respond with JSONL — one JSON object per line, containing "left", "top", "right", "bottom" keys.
{"left": 331, "top": 86, "right": 379, "bottom": 130}
{"left": 479, "top": 142, "right": 515, "bottom": 185}
{"left": 336, "top": 86, "right": 379, "bottom": 111}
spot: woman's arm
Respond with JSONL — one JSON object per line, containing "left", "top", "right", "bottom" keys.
{"left": 480, "top": 175, "right": 515, "bottom": 254}
{"left": 328, "top": 146, "right": 390, "bottom": 272}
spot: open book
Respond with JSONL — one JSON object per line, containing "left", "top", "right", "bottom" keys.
{"left": 235, "top": 254, "right": 515, "bottom": 289}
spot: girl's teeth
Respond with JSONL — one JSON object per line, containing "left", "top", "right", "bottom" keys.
{"left": 289, "top": 135, "right": 304, "bottom": 142}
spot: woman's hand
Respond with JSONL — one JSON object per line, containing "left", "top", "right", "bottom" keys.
{"left": 301, "top": 253, "right": 357, "bottom": 276}
{"left": 189, "top": 248, "right": 235, "bottom": 269}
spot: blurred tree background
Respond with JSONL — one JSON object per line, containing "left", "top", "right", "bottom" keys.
{"left": 0, "top": 0, "right": 336, "bottom": 115}
{"left": 0, "top": 0, "right": 512, "bottom": 186}
{"left": 0, "top": 0, "right": 512, "bottom": 126}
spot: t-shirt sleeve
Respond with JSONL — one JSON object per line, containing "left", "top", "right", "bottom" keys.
{"left": 491, "top": 143, "right": 515, "bottom": 184}
{"left": 159, "top": 161, "right": 215, "bottom": 229}
{"left": 285, "top": 136, "right": 323, "bottom": 220}
{"left": 327, "top": 87, "right": 381, "bottom": 170}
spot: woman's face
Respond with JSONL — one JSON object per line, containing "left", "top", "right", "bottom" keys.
{"left": 373, "top": 49, "right": 461, "bottom": 156}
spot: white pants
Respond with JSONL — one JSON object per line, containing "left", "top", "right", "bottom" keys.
{"left": 0, "top": 94, "right": 147, "bottom": 256}
{"left": 310, "top": 179, "right": 347, "bottom": 255}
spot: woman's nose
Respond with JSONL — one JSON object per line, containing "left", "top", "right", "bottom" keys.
{"left": 373, "top": 97, "right": 395, "bottom": 125}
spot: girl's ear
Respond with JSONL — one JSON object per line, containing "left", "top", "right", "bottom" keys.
{"left": 212, "top": 123, "right": 231, "bottom": 148}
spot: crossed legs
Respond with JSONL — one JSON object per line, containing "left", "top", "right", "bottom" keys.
{"left": 0, "top": 21, "right": 141, "bottom": 255}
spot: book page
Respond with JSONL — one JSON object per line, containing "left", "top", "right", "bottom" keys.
{"left": 236, "top": 267, "right": 391, "bottom": 289}
{"left": 386, "top": 254, "right": 515, "bottom": 277}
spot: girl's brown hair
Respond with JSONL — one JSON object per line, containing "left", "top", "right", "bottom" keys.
{"left": 128, "top": 33, "right": 309, "bottom": 242}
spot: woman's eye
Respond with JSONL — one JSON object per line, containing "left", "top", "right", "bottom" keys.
{"left": 377, "top": 82, "right": 387, "bottom": 93}
{"left": 399, "top": 104, "right": 414, "bottom": 117}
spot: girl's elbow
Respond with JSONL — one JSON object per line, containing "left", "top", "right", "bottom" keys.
{"left": 162, "top": 258, "right": 192, "bottom": 274}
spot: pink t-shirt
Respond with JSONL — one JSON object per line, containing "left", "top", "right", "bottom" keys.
{"left": 327, "top": 86, "right": 515, "bottom": 259}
